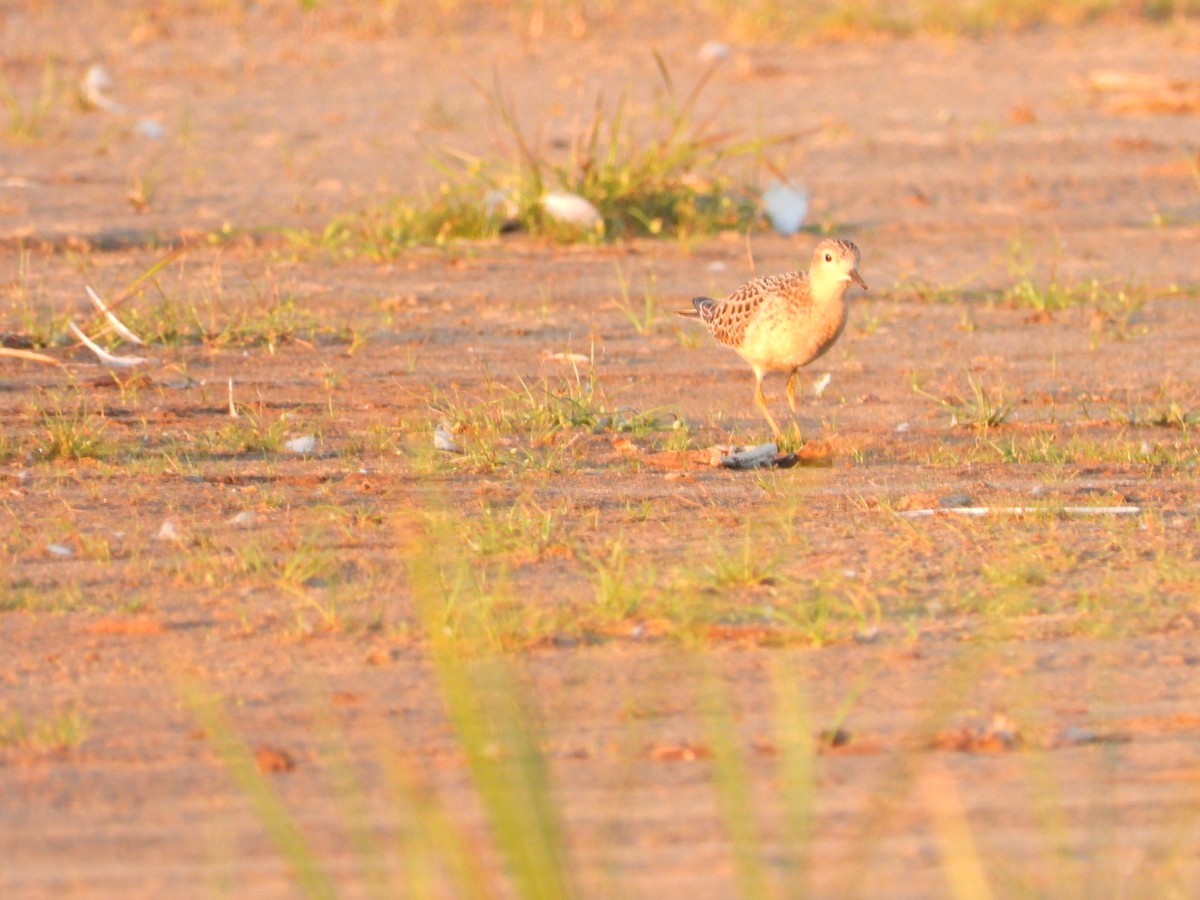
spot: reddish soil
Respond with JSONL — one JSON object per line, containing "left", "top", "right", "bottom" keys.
{"left": 2, "top": 4, "right": 1200, "bottom": 897}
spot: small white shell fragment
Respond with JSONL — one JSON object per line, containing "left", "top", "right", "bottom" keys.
{"left": 81, "top": 64, "right": 126, "bottom": 113}
{"left": 762, "top": 180, "right": 809, "bottom": 236}
{"left": 86, "top": 285, "right": 146, "bottom": 345}
{"left": 812, "top": 372, "right": 832, "bottom": 397}
{"left": 155, "top": 520, "right": 183, "bottom": 542}
{"left": 135, "top": 118, "right": 165, "bottom": 139}
{"left": 540, "top": 191, "right": 602, "bottom": 229}
{"left": 698, "top": 40, "right": 732, "bottom": 63}
{"left": 68, "top": 320, "right": 154, "bottom": 368}
{"left": 434, "top": 422, "right": 462, "bottom": 454}
{"left": 285, "top": 435, "right": 317, "bottom": 454}
{"left": 47, "top": 543, "right": 73, "bottom": 558}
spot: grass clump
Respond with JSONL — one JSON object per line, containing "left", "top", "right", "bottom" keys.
{"left": 0, "top": 705, "right": 90, "bottom": 752}
{"left": 429, "top": 368, "right": 677, "bottom": 472}
{"left": 308, "top": 60, "right": 766, "bottom": 255}
{"left": 701, "top": 0, "right": 1196, "bottom": 40}
{"left": 914, "top": 372, "right": 1014, "bottom": 429}
{"left": 128, "top": 291, "right": 328, "bottom": 351}
{"left": 34, "top": 400, "right": 112, "bottom": 462}
{"left": 0, "top": 61, "right": 59, "bottom": 143}
{"left": 300, "top": 184, "right": 505, "bottom": 257}
{"left": 215, "top": 409, "right": 293, "bottom": 455}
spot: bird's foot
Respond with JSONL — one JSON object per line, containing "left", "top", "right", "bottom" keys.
{"left": 775, "top": 422, "right": 805, "bottom": 454}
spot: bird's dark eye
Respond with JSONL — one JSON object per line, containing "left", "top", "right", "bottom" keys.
{"left": 824, "top": 253, "right": 833, "bottom": 262}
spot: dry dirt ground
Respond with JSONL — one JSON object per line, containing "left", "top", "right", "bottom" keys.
{"left": 3, "top": 3, "right": 1200, "bottom": 898}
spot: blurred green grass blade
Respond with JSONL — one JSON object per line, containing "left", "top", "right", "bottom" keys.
{"left": 377, "top": 742, "right": 496, "bottom": 900}
{"left": 698, "top": 662, "right": 771, "bottom": 900}
{"left": 771, "top": 656, "right": 816, "bottom": 900}
{"left": 307, "top": 691, "right": 392, "bottom": 900}
{"left": 179, "top": 679, "right": 338, "bottom": 900}
{"left": 406, "top": 510, "right": 575, "bottom": 899}
{"left": 927, "top": 764, "right": 994, "bottom": 900}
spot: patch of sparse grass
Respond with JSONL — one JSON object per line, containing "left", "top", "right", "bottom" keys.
{"left": 211, "top": 409, "right": 292, "bottom": 455}
{"left": 304, "top": 61, "right": 766, "bottom": 254}
{"left": 892, "top": 277, "right": 994, "bottom": 305}
{"left": 1007, "top": 274, "right": 1111, "bottom": 313}
{"left": 914, "top": 372, "right": 1013, "bottom": 429}
{"left": 705, "top": 527, "right": 778, "bottom": 590}
{"left": 33, "top": 398, "right": 112, "bottom": 462}
{"left": 0, "top": 61, "right": 58, "bottom": 143}
{"left": 699, "top": 0, "right": 1197, "bottom": 40}
{"left": 654, "top": 420, "right": 695, "bottom": 452}
{"left": 1115, "top": 382, "right": 1200, "bottom": 433}
{"left": 924, "top": 427, "right": 1196, "bottom": 467}
{"left": 613, "top": 263, "right": 666, "bottom": 335}
{"left": 2, "top": 246, "right": 69, "bottom": 348}
{"left": 1002, "top": 239, "right": 1157, "bottom": 320}
{"left": 462, "top": 498, "right": 560, "bottom": 560}
{"left": 303, "top": 185, "right": 504, "bottom": 257}
{"left": 0, "top": 705, "right": 90, "bottom": 752}
{"left": 426, "top": 369, "right": 678, "bottom": 473}
{"left": 129, "top": 291, "right": 329, "bottom": 351}
{"left": 590, "top": 537, "right": 655, "bottom": 621}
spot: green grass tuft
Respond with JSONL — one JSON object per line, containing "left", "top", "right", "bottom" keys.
{"left": 302, "top": 60, "right": 768, "bottom": 254}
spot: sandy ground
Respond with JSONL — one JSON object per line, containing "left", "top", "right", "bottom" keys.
{"left": 2, "top": 3, "right": 1200, "bottom": 897}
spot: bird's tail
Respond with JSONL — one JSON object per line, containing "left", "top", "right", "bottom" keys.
{"left": 674, "top": 296, "right": 712, "bottom": 319}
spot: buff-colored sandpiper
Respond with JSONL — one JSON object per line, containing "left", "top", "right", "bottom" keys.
{"left": 677, "top": 238, "right": 867, "bottom": 436}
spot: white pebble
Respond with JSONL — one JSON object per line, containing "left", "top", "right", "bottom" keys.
{"left": 698, "top": 41, "right": 731, "bottom": 63}
{"left": 285, "top": 435, "right": 317, "bottom": 454}
{"left": 540, "top": 191, "right": 602, "bottom": 229}
{"left": 155, "top": 520, "right": 183, "bottom": 543}
{"left": 434, "top": 422, "right": 462, "bottom": 454}
{"left": 135, "top": 118, "right": 165, "bottom": 139}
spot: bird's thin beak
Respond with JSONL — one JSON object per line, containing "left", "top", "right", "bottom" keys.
{"left": 850, "top": 269, "right": 868, "bottom": 291}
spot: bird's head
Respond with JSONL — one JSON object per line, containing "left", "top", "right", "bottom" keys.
{"left": 810, "top": 239, "right": 868, "bottom": 292}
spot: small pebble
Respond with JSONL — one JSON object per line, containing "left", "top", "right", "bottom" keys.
{"left": 698, "top": 40, "right": 731, "bottom": 63}
{"left": 434, "top": 422, "right": 462, "bottom": 454}
{"left": 540, "top": 191, "right": 602, "bottom": 229}
{"left": 155, "top": 520, "right": 183, "bottom": 543}
{"left": 285, "top": 435, "right": 317, "bottom": 454}
{"left": 135, "top": 118, "right": 165, "bottom": 139}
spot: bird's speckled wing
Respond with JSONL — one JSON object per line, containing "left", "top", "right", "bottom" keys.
{"left": 695, "top": 271, "right": 810, "bottom": 348}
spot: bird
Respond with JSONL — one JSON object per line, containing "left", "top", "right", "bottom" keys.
{"left": 677, "top": 238, "right": 867, "bottom": 437}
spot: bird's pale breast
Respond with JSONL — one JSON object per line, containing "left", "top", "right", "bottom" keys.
{"left": 736, "top": 283, "right": 847, "bottom": 372}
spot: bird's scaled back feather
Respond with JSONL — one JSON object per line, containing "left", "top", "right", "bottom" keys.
{"left": 696, "top": 271, "right": 811, "bottom": 348}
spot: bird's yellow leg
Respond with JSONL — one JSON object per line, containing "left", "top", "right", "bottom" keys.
{"left": 785, "top": 368, "right": 799, "bottom": 413}
{"left": 753, "top": 374, "right": 782, "bottom": 438}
